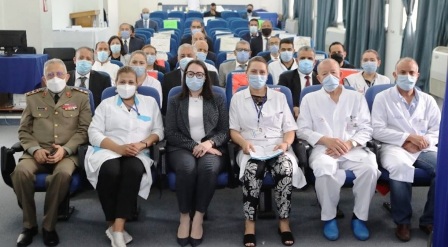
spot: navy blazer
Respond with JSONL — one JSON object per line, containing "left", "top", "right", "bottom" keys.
{"left": 134, "top": 19, "right": 158, "bottom": 31}
{"left": 165, "top": 93, "right": 229, "bottom": 152}
{"left": 250, "top": 35, "right": 264, "bottom": 58}
{"left": 67, "top": 70, "right": 111, "bottom": 109}
{"left": 278, "top": 69, "right": 319, "bottom": 107}
{"left": 127, "top": 37, "right": 145, "bottom": 54}
{"left": 161, "top": 69, "right": 220, "bottom": 115}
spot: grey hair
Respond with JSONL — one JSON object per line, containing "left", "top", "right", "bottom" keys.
{"left": 44, "top": 58, "right": 67, "bottom": 74}
{"left": 297, "top": 46, "right": 315, "bottom": 56}
{"left": 395, "top": 57, "right": 419, "bottom": 71}
{"left": 235, "top": 40, "right": 250, "bottom": 49}
{"left": 317, "top": 58, "right": 339, "bottom": 74}
{"left": 178, "top": 43, "right": 195, "bottom": 55}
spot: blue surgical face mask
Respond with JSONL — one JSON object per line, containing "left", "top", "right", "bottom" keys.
{"left": 110, "top": 44, "right": 121, "bottom": 54}
{"left": 142, "top": 13, "right": 150, "bottom": 20}
{"left": 280, "top": 51, "right": 293, "bottom": 62}
{"left": 236, "top": 51, "right": 250, "bottom": 64}
{"left": 269, "top": 45, "right": 279, "bottom": 54}
{"left": 121, "top": 30, "right": 130, "bottom": 39}
{"left": 131, "top": 66, "right": 147, "bottom": 77}
{"left": 298, "top": 59, "right": 314, "bottom": 74}
{"left": 76, "top": 60, "right": 92, "bottom": 75}
{"left": 97, "top": 51, "right": 109, "bottom": 63}
{"left": 191, "top": 28, "right": 202, "bottom": 35}
{"left": 179, "top": 57, "right": 194, "bottom": 71}
{"left": 249, "top": 26, "right": 258, "bottom": 34}
{"left": 146, "top": 55, "right": 156, "bottom": 65}
{"left": 196, "top": 52, "right": 207, "bottom": 62}
{"left": 361, "top": 61, "right": 378, "bottom": 74}
{"left": 322, "top": 74, "right": 340, "bottom": 92}
{"left": 396, "top": 74, "right": 417, "bottom": 91}
{"left": 248, "top": 74, "right": 267, "bottom": 89}
{"left": 185, "top": 76, "right": 205, "bottom": 91}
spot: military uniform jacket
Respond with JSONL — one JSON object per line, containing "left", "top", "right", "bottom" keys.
{"left": 18, "top": 86, "right": 92, "bottom": 165}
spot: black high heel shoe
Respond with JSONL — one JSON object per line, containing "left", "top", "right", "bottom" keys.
{"left": 189, "top": 236, "right": 203, "bottom": 247}
{"left": 177, "top": 237, "right": 189, "bottom": 247}
{"left": 278, "top": 228, "right": 295, "bottom": 246}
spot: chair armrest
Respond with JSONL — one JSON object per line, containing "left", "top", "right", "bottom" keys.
{"left": 294, "top": 139, "right": 311, "bottom": 170}
{"left": 366, "top": 139, "right": 382, "bottom": 154}
{"left": 1, "top": 142, "right": 23, "bottom": 188}
{"left": 227, "top": 140, "right": 240, "bottom": 188}
{"left": 11, "top": 142, "right": 24, "bottom": 152}
{"left": 153, "top": 140, "right": 166, "bottom": 175}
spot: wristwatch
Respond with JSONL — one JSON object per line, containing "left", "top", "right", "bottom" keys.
{"left": 350, "top": 140, "right": 358, "bottom": 148}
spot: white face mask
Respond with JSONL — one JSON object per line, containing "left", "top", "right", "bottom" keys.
{"left": 116, "top": 84, "right": 137, "bottom": 99}
{"left": 46, "top": 77, "right": 66, "bottom": 93}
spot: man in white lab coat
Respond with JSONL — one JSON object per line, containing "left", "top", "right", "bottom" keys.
{"left": 371, "top": 57, "right": 440, "bottom": 242}
{"left": 297, "top": 59, "right": 380, "bottom": 241}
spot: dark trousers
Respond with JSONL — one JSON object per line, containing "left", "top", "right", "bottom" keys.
{"left": 168, "top": 149, "right": 224, "bottom": 214}
{"left": 96, "top": 157, "right": 145, "bottom": 221}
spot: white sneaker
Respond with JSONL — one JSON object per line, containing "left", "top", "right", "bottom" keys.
{"left": 111, "top": 231, "right": 126, "bottom": 247}
{"left": 106, "top": 227, "right": 133, "bottom": 244}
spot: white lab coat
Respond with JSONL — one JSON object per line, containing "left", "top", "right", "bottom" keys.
{"left": 371, "top": 86, "right": 440, "bottom": 183}
{"left": 268, "top": 60, "right": 298, "bottom": 85}
{"left": 229, "top": 87, "right": 306, "bottom": 189}
{"left": 344, "top": 71, "right": 391, "bottom": 94}
{"left": 92, "top": 61, "right": 120, "bottom": 85}
{"left": 85, "top": 94, "right": 164, "bottom": 199}
{"left": 141, "top": 75, "right": 163, "bottom": 107}
{"left": 296, "top": 86, "right": 380, "bottom": 221}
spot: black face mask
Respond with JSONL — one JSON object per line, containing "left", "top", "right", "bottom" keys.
{"left": 247, "top": 9, "right": 252, "bottom": 13}
{"left": 330, "top": 53, "right": 344, "bottom": 64}
{"left": 261, "top": 28, "right": 272, "bottom": 37}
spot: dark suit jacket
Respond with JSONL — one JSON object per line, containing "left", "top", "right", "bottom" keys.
{"left": 134, "top": 19, "right": 158, "bottom": 31}
{"left": 162, "top": 69, "right": 219, "bottom": 115}
{"left": 168, "top": 52, "right": 217, "bottom": 71}
{"left": 241, "top": 11, "right": 259, "bottom": 19}
{"left": 241, "top": 31, "right": 261, "bottom": 43}
{"left": 250, "top": 35, "right": 264, "bottom": 58}
{"left": 203, "top": 11, "right": 221, "bottom": 18}
{"left": 261, "top": 53, "right": 272, "bottom": 63}
{"left": 67, "top": 70, "right": 111, "bottom": 109}
{"left": 165, "top": 92, "right": 229, "bottom": 152}
{"left": 278, "top": 69, "right": 319, "bottom": 107}
{"left": 128, "top": 37, "right": 145, "bottom": 53}
{"left": 180, "top": 35, "right": 214, "bottom": 53}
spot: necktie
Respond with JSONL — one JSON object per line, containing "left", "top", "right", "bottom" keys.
{"left": 54, "top": 94, "right": 59, "bottom": 104}
{"left": 79, "top": 76, "right": 87, "bottom": 88}
{"left": 264, "top": 37, "right": 269, "bottom": 51}
{"left": 124, "top": 39, "right": 129, "bottom": 54}
{"left": 305, "top": 75, "right": 310, "bottom": 87}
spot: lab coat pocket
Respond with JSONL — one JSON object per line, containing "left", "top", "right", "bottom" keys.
{"left": 413, "top": 119, "right": 428, "bottom": 135}
{"left": 345, "top": 116, "right": 359, "bottom": 134}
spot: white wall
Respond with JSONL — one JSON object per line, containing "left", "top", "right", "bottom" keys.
{"left": 384, "top": 0, "right": 404, "bottom": 81}
{"left": 51, "top": 0, "right": 74, "bottom": 29}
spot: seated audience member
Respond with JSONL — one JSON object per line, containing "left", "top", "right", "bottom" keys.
{"left": 371, "top": 57, "right": 440, "bottom": 242}
{"left": 67, "top": 47, "right": 111, "bottom": 109}
{"left": 241, "top": 18, "right": 261, "bottom": 42}
{"left": 134, "top": 8, "right": 159, "bottom": 31}
{"left": 241, "top": 4, "right": 259, "bottom": 19}
{"left": 165, "top": 60, "right": 229, "bottom": 247}
{"left": 296, "top": 58, "right": 380, "bottom": 241}
{"left": 328, "top": 42, "right": 355, "bottom": 69}
{"left": 344, "top": 49, "right": 390, "bottom": 94}
{"left": 92, "top": 41, "right": 120, "bottom": 84}
{"left": 230, "top": 57, "right": 306, "bottom": 247}
{"left": 169, "top": 31, "right": 216, "bottom": 70}
{"left": 128, "top": 51, "right": 163, "bottom": 106}
{"left": 180, "top": 20, "right": 214, "bottom": 52}
{"left": 278, "top": 46, "right": 319, "bottom": 118}
{"left": 250, "top": 20, "right": 273, "bottom": 58}
{"left": 108, "top": 35, "right": 130, "bottom": 65}
{"left": 261, "top": 36, "right": 281, "bottom": 63}
{"left": 119, "top": 23, "right": 144, "bottom": 54}
{"left": 12, "top": 58, "right": 92, "bottom": 247}
{"left": 218, "top": 40, "right": 251, "bottom": 87}
{"left": 193, "top": 40, "right": 218, "bottom": 74}
{"left": 268, "top": 38, "right": 298, "bottom": 85}
{"left": 162, "top": 44, "right": 219, "bottom": 115}
{"left": 85, "top": 66, "right": 163, "bottom": 247}
{"left": 141, "top": 44, "right": 166, "bottom": 74}
{"left": 203, "top": 3, "right": 221, "bottom": 17}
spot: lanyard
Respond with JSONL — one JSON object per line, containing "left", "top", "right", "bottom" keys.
{"left": 252, "top": 97, "right": 266, "bottom": 128}
{"left": 122, "top": 99, "right": 140, "bottom": 116}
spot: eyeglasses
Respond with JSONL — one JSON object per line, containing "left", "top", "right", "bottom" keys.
{"left": 46, "top": 72, "right": 66, "bottom": 79}
{"left": 186, "top": 71, "right": 205, "bottom": 79}
{"left": 235, "top": 49, "right": 250, "bottom": 52}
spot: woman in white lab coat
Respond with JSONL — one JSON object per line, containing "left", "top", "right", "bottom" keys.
{"left": 344, "top": 49, "right": 390, "bottom": 94}
{"left": 85, "top": 66, "right": 164, "bottom": 247}
{"left": 229, "top": 56, "right": 306, "bottom": 247}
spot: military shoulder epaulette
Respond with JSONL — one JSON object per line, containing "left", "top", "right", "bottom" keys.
{"left": 25, "top": 88, "right": 45, "bottom": 96}
{"left": 70, "top": 86, "right": 89, "bottom": 94}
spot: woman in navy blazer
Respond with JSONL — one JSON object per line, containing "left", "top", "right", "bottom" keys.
{"left": 165, "top": 60, "right": 229, "bottom": 247}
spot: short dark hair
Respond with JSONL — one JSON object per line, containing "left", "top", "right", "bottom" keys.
{"left": 179, "top": 60, "right": 214, "bottom": 100}
{"left": 249, "top": 18, "right": 259, "bottom": 25}
{"left": 279, "top": 38, "right": 294, "bottom": 47}
{"left": 108, "top": 35, "right": 126, "bottom": 56}
{"left": 116, "top": 66, "right": 137, "bottom": 84}
{"left": 329, "top": 41, "right": 346, "bottom": 52}
{"left": 142, "top": 44, "right": 157, "bottom": 54}
{"left": 247, "top": 4, "right": 254, "bottom": 8}
{"left": 211, "top": 3, "right": 216, "bottom": 6}
{"left": 120, "top": 23, "right": 135, "bottom": 33}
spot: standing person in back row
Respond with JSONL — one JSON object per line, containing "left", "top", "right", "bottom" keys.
{"left": 371, "top": 57, "right": 440, "bottom": 242}
{"left": 250, "top": 20, "right": 273, "bottom": 58}
{"left": 242, "top": 4, "right": 259, "bottom": 19}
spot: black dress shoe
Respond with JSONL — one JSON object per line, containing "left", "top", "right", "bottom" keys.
{"left": 17, "top": 226, "right": 38, "bottom": 247}
{"left": 42, "top": 228, "right": 59, "bottom": 246}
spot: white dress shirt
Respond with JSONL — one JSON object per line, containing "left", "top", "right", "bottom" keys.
{"left": 92, "top": 61, "right": 120, "bottom": 85}
{"left": 75, "top": 72, "right": 90, "bottom": 88}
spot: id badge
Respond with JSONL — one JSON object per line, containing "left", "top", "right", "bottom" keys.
{"left": 346, "top": 116, "right": 359, "bottom": 132}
